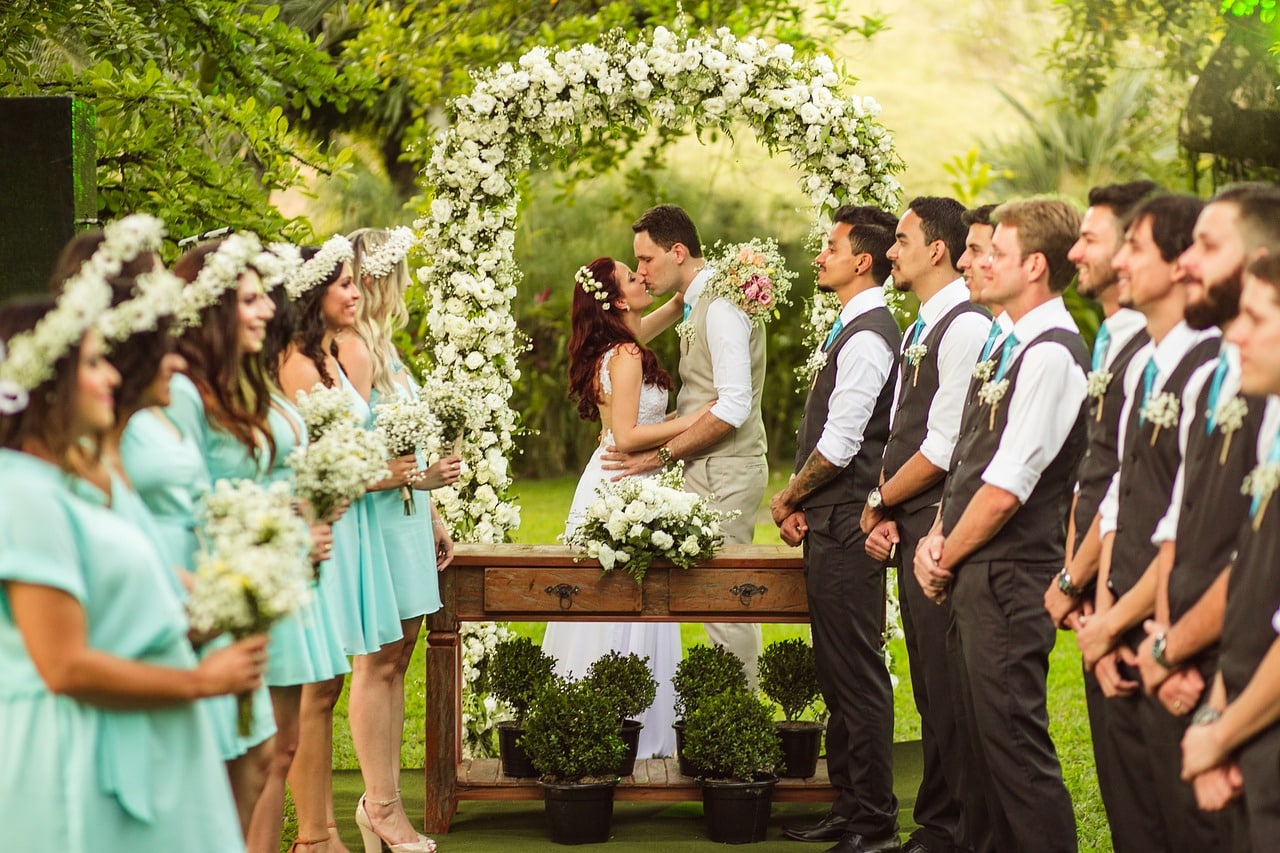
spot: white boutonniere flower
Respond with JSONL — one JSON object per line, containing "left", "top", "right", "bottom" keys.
{"left": 676, "top": 321, "right": 696, "bottom": 345}
{"left": 1086, "top": 369, "right": 1113, "bottom": 422}
{"left": 800, "top": 347, "right": 828, "bottom": 388}
{"left": 1242, "top": 461, "right": 1280, "bottom": 531}
{"left": 904, "top": 343, "right": 928, "bottom": 387}
{"left": 1140, "top": 391, "right": 1180, "bottom": 445}
{"left": 1214, "top": 396, "right": 1249, "bottom": 465}
{"left": 978, "top": 378, "right": 1010, "bottom": 430}
{"left": 972, "top": 359, "right": 995, "bottom": 382}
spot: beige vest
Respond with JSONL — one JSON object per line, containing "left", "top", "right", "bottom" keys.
{"left": 675, "top": 295, "right": 767, "bottom": 459}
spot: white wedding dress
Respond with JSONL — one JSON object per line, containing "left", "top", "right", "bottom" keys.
{"left": 542, "top": 346, "right": 680, "bottom": 759}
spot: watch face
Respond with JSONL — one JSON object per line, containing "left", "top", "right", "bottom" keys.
{"left": 868, "top": 489, "right": 882, "bottom": 509}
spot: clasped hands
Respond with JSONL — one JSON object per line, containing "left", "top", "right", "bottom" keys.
{"left": 913, "top": 533, "right": 952, "bottom": 604}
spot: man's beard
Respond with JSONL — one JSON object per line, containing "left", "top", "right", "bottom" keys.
{"left": 1185, "top": 268, "right": 1243, "bottom": 330}
{"left": 1078, "top": 268, "right": 1116, "bottom": 300}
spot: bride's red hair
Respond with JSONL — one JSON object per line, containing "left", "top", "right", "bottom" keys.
{"left": 568, "top": 257, "right": 671, "bottom": 422}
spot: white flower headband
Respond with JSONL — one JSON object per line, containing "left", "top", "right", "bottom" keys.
{"left": 285, "top": 235, "right": 354, "bottom": 300}
{"left": 253, "top": 242, "right": 304, "bottom": 293}
{"left": 173, "top": 232, "right": 264, "bottom": 328}
{"left": 357, "top": 227, "right": 416, "bottom": 280}
{"left": 577, "top": 265, "right": 611, "bottom": 310}
{"left": 98, "top": 269, "right": 186, "bottom": 343}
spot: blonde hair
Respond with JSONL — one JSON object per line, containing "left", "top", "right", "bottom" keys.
{"left": 349, "top": 227, "right": 412, "bottom": 398}
{"left": 991, "top": 199, "right": 1082, "bottom": 293}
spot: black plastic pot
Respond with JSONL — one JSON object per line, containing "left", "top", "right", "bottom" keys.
{"left": 541, "top": 779, "right": 617, "bottom": 845}
{"left": 672, "top": 720, "right": 705, "bottom": 778}
{"left": 775, "top": 721, "right": 823, "bottom": 778}
{"left": 497, "top": 721, "right": 538, "bottom": 778}
{"left": 698, "top": 776, "right": 779, "bottom": 844}
{"left": 617, "top": 719, "right": 643, "bottom": 776}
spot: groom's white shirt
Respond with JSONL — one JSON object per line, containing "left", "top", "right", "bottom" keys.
{"left": 684, "top": 266, "right": 753, "bottom": 429}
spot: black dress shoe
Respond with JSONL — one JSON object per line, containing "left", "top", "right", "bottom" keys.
{"left": 782, "top": 812, "right": 851, "bottom": 842}
{"left": 900, "top": 839, "right": 930, "bottom": 853}
{"left": 823, "top": 830, "right": 902, "bottom": 853}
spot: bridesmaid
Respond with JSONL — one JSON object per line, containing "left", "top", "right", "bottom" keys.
{"left": 277, "top": 238, "right": 409, "bottom": 853}
{"left": 338, "top": 228, "right": 458, "bottom": 852}
{"left": 0, "top": 294, "right": 262, "bottom": 853}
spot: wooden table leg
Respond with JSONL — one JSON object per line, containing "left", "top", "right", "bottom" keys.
{"left": 423, "top": 572, "right": 461, "bottom": 833}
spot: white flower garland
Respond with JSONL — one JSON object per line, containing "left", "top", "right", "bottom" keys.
{"left": 576, "top": 264, "right": 611, "bottom": 310}
{"left": 98, "top": 268, "right": 186, "bottom": 343}
{"left": 412, "top": 26, "right": 902, "bottom": 542}
{"left": 174, "top": 233, "right": 264, "bottom": 328}
{"left": 255, "top": 242, "right": 304, "bottom": 293}
{"left": 358, "top": 227, "right": 416, "bottom": 280}
{"left": 286, "top": 234, "right": 354, "bottom": 300}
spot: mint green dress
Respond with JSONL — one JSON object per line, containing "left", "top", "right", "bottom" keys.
{"left": 369, "top": 364, "right": 442, "bottom": 620}
{"left": 326, "top": 368, "right": 403, "bottom": 655}
{"left": 263, "top": 396, "right": 350, "bottom": 684}
{"left": 0, "top": 450, "right": 244, "bottom": 853}
{"left": 120, "top": 407, "right": 207, "bottom": 579}
{"left": 164, "top": 373, "right": 277, "bottom": 755}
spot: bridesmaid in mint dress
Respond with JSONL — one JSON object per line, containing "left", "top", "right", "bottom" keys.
{"left": 0, "top": 298, "right": 260, "bottom": 853}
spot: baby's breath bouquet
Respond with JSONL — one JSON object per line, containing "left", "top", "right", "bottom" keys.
{"left": 418, "top": 380, "right": 482, "bottom": 456}
{"left": 288, "top": 420, "right": 392, "bottom": 523}
{"left": 702, "top": 237, "right": 796, "bottom": 328}
{"left": 294, "top": 382, "right": 359, "bottom": 442}
{"left": 561, "top": 463, "right": 736, "bottom": 583}
{"left": 187, "top": 479, "right": 313, "bottom": 734}
{"left": 374, "top": 399, "right": 442, "bottom": 515}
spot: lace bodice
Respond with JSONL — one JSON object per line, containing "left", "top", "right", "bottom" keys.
{"left": 599, "top": 345, "right": 668, "bottom": 444}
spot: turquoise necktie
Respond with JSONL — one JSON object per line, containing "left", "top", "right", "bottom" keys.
{"left": 1137, "top": 357, "right": 1158, "bottom": 424}
{"left": 682, "top": 303, "right": 691, "bottom": 322}
{"left": 993, "top": 332, "right": 1020, "bottom": 381}
{"left": 1091, "top": 324, "right": 1112, "bottom": 373}
{"left": 824, "top": 316, "right": 845, "bottom": 350}
{"left": 978, "top": 322, "right": 1002, "bottom": 362}
{"left": 1251, "top": 427, "right": 1280, "bottom": 517}
{"left": 1205, "top": 352, "right": 1230, "bottom": 434}
{"left": 907, "top": 316, "right": 926, "bottom": 347}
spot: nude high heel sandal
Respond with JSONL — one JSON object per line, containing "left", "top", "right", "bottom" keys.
{"left": 354, "top": 795, "right": 437, "bottom": 853}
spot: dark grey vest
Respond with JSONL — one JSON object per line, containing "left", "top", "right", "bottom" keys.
{"left": 1220, "top": 461, "right": 1280, "bottom": 700}
{"left": 941, "top": 328, "right": 1090, "bottom": 565}
{"left": 794, "top": 306, "right": 901, "bottom": 508}
{"left": 1072, "top": 328, "right": 1150, "bottom": 550}
{"left": 882, "top": 301, "right": 989, "bottom": 514}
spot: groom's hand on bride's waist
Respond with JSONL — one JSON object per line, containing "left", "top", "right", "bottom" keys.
{"left": 600, "top": 445, "right": 661, "bottom": 480}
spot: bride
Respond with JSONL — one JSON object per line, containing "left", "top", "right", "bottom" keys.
{"left": 542, "top": 256, "right": 710, "bottom": 759}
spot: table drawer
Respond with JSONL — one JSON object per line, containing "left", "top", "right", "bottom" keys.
{"left": 668, "top": 568, "right": 808, "bottom": 615}
{"left": 483, "top": 567, "right": 642, "bottom": 614}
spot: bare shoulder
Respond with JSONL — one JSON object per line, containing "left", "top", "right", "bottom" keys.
{"left": 278, "top": 346, "right": 324, "bottom": 399}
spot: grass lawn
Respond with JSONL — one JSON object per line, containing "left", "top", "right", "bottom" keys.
{"left": 329, "top": 470, "right": 1112, "bottom": 851}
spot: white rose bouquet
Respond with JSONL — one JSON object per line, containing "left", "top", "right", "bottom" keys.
{"left": 187, "top": 479, "right": 313, "bottom": 734}
{"left": 561, "top": 463, "right": 736, "bottom": 583}
{"left": 294, "top": 382, "right": 359, "bottom": 442}
{"left": 288, "top": 420, "right": 392, "bottom": 524}
{"left": 374, "top": 399, "right": 443, "bottom": 516}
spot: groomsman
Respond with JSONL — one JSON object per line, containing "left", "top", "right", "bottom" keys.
{"left": 860, "top": 197, "right": 989, "bottom": 853}
{"left": 1071, "top": 194, "right": 1220, "bottom": 851}
{"left": 771, "top": 205, "right": 902, "bottom": 853}
{"left": 915, "top": 199, "right": 1086, "bottom": 853}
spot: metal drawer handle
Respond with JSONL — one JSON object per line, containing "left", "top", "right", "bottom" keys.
{"left": 730, "top": 583, "right": 767, "bottom": 607}
{"left": 545, "top": 583, "right": 580, "bottom": 610}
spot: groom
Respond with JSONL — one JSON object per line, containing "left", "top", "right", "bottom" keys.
{"left": 604, "top": 203, "right": 767, "bottom": 689}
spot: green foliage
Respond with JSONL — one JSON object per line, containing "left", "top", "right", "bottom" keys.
{"left": 672, "top": 643, "right": 749, "bottom": 719}
{"left": 756, "top": 638, "right": 821, "bottom": 723}
{"left": 681, "top": 689, "right": 783, "bottom": 781}
{"left": 941, "top": 148, "right": 1011, "bottom": 206}
{"left": 521, "top": 677, "right": 626, "bottom": 782}
{"left": 584, "top": 651, "right": 659, "bottom": 721}
{"left": 482, "top": 636, "right": 558, "bottom": 724}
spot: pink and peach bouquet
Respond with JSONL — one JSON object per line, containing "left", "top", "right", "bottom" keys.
{"left": 703, "top": 237, "right": 795, "bottom": 326}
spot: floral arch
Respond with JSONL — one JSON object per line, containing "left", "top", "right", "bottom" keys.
{"left": 412, "top": 25, "right": 903, "bottom": 542}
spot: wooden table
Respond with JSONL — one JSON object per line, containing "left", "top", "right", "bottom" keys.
{"left": 422, "top": 543, "right": 833, "bottom": 833}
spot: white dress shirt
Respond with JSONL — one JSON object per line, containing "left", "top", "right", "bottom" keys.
{"left": 685, "top": 267, "right": 753, "bottom": 429}
{"left": 890, "top": 278, "right": 992, "bottom": 470}
{"left": 1098, "top": 308, "right": 1148, "bottom": 369}
{"left": 1097, "top": 322, "right": 1221, "bottom": 538}
{"left": 981, "top": 297, "right": 1088, "bottom": 504}
{"left": 814, "top": 287, "right": 896, "bottom": 469}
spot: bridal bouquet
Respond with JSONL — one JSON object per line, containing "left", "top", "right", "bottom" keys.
{"left": 294, "top": 382, "right": 358, "bottom": 442}
{"left": 561, "top": 463, "right": 735, "bottom": 583}
{"left": 703, "top": 238, "right": 796, "bottom": 327}
{"left": 289, "top": 420, "right": 392, "bottom": 524}
{"left": 418, "top": 380, "right": 483, "bottom": 457}
{"left": 374, "top": 398, "right": 442, "bottom": 515}
{"left": 187, "top": 479, "right": 313, "bottom": 734}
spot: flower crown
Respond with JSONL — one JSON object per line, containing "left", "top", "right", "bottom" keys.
{"left": 98, "top": 269, "right": 187, "bottom": 343}
{"left": 286, "top": 235, "right": 354, "bottom": 300}
{"left": 253, "top": 242, "right": 304, "bottom": 293}
{"left": 576, "top": 265, "right": 611, "bottom": 310}
{"left": 174, "top": 232, "right": 264, "bottom": 328}
{"left": 357, "top": 227, "right": 416, "bottom": 280}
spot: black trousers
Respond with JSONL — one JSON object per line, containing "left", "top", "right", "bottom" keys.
{"left": 1237, "top": 719, "right": 1280, "bottom": 851}
{"left": 803, "top": 502, "right": 898, "bottom": 837}
{"left": 950, "top": 559, "right": 1077, "bottom": 853}
{"left": 896, "top": 504, "right": 964, "bottom": 851}
{"left": 1139, "top": 693, "right": 1233, "bottom": 852}
{"left": 1081, "top": 665, "right": 1133, "bottom": 851}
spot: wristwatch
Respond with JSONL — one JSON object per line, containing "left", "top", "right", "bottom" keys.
{"left": 866, "top": 487, "right": 885, "bottom": 510}
{"left": 1056, "top": 567, "right": 1081, "bottom": 597}
{"left": 657, "top": 445, "right": 674, "bottom": 468}
{"left": 1191, "top": 705, "right": 1222, "bottom": 726}
{"left": 1150, "top": 632, "right": 1175, "bottom": 671}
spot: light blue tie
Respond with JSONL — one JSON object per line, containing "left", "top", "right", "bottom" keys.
{"left": 1091, "top": 324, "right": 1112, "bottom": 373}
{"left": 978, "top": 322, "right": 1002, "bottom": 362}
{"left": 682, "top": 303, "right": 691, "bottom": 322}
{"left": 993, "top": 332, "right": 1020, "bottom": 381}
{"left": 1137, "top": 357, "right": 1158, "bottom": 424}
{"left": 1204, "top": 352, "right": 1230, "bottom": 434}
{"left": 824, "top": 316, "right": 845, "bottom": 350}
{"left": 1251, "top": 428, "right": 1280, "bottom": 517}
{"left": 907, "top": 316, "right": 926, "bottom": 347}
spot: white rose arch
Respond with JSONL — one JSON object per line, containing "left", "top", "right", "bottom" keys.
{"left": 413, "top": 25, "right": 903, "bottom": 542}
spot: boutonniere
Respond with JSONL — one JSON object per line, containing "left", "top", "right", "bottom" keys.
{"left": 676, "top": 321, "right": 696, "bottom": 345}
{"left": 904, "top": 343, "right": 928, "bottom": 387}
{"left": 977, "top": 378, "right": 1010, "bottom": 430}
{"left": 972, "top": 359, "right": 995, "bottom": 382}
{"left": 1213, "top": 396, "right": 1248, "bottom": 464}
{"left": 1086, "top": 369, "right": 1113, "bottom": 422}
{"left": 1140, "top": 391, "right": 1180, "bottom": 445}
{"left": 1242, "top": 461, "right": 1280, "bottom": 530}
{"left": 803, "top": 347, "right": 828, "bottom": 383}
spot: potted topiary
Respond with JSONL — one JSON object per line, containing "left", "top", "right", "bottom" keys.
{"left": 521, "top": 677, "right": 626, "bottom": 845}
{"left": 671, "top": 644, "right": 749, "bottom": 778}
{"left": 583, "top": 651, "right": 658, "bottom": 776}
{"left": 757, "top": 637, "right": 824, "bottom": 778}
{"left": 681, "top": 689, "right": 784, "bottom": 844}
{"left": 483, "top": 636, "right": 558, "bottom": 778}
